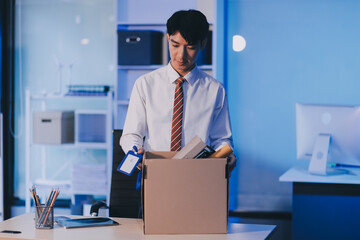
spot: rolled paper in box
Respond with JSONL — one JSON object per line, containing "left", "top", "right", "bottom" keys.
{"left": 209, "top": 144, "right": 233, "bottom": 158}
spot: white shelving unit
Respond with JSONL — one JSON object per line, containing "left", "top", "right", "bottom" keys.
{"left": 115, "top": 22, "right": 215, "bottom": 129}
{"left": 24, "top": 90, "right": 113, "bottom": 213}
{"left": 115, "top": 23, "right": 167, "bottom": 129}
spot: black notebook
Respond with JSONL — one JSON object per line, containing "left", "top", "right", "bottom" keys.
{"left": 55, "top": 216, "right": 119, "bottom": 229}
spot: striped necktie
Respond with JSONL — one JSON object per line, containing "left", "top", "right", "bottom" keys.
{"left": 171, "top": 77, "right": 185, "bottom": 151}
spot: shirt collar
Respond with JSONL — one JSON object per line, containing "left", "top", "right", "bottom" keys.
{"left": 167, "top": 63, "right": 199, "bottom": 86}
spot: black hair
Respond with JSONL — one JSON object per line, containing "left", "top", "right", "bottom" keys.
{"left": 166, "top": 9, "right": 209, "bottom": 45}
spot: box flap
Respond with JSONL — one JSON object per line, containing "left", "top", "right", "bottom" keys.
{"left": 144, "top": 151, "right": 176, "bottom": 159}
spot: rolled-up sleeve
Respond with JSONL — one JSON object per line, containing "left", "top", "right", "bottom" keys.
{"left": 209, "top": 87, "right": 233, "bottom": 151}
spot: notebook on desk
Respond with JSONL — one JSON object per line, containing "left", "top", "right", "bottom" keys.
{"left": 55, "top": 216, "right": 119, "bottom": 229}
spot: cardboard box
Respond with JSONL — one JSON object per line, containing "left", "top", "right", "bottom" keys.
{"left": 142, "top": 151, "right": 228, "bottom": 234}
{"left": 33, "top": 111, "right": 74, "bottom": 144}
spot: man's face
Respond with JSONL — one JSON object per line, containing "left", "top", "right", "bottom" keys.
{"left": 167, "top": 31, "right": 202, "bottom": 76}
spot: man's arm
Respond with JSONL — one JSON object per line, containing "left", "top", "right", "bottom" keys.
{"left": 209, "top": 87, "right": 233, "bottom": 150}
{"left": 209, "top": 87, "right": 237, "bottom": 174}
{"left": 120, "top": 79, "right": 147, "bottom": 153}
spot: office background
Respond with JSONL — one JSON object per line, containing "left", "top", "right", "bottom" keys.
{"left": 1, "top": 0, "right": 359, "bottom": 231}
{"left": 226, "top": 0, "right": 360, "bottom": 212}
{"left": 13, "top": 0, "right": 115, "bottom": 203}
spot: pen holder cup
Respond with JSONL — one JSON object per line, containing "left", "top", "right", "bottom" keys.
{"left": 35, "top": 205, "right": 54, "bottom": 229}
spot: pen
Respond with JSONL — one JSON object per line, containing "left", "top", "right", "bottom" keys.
{"left": 1, "top": 230, "right": 21, "bottom": 234}
{"left": 41, "top": 189, "right": 59, "bottom": 226}
{"left": 37, "top": 189, "right": 53, "bottom": 227}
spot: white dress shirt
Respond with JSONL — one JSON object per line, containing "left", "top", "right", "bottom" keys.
{"left": 120, "top": 63, "right": 233, "bottom": 153}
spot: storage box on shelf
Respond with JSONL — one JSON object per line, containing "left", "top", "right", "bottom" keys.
{"left": 197, "top": 30, "right": 213, "bottom": 66}
{"left": 33, "top": 111, "right": 74, "bottom": 144}
{"left": 25, "top": 90, "right": 113, "bottom": 213}
{"left": 117, "top": 30, "right": 164, "bottom": 65}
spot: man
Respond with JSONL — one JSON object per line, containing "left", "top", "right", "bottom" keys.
{"left": 120, "top": 9, "right": 236, "bottom": 173}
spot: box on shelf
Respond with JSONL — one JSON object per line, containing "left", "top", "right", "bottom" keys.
{"left": 142, "top": 151, "right": 228, "bottom": 234}
{"left": 76, "top": 112, "right": 106, "bottom": 143}
{"left": 196, "top": 30, "right": 212, "bottom": 66}
{"left": 117, "top": 30, "right": 163, "bottom": 65}
{"left": 33, "top": 111, "right": 74, "bottom": 144}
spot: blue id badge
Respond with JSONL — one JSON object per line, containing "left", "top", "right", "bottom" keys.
{"left": 117, "top": 146, "right": 142, "bottom": 176}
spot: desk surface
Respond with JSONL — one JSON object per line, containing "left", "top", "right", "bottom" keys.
{"left": 279, "top": 164, "right": 360, "bottom": 184}
{"left": 0, "top": 213, "right": 276, "bottom": 240}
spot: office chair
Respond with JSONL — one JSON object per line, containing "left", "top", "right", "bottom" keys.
{"left": 91, "top": 130, "right": 141, "bottom": 218}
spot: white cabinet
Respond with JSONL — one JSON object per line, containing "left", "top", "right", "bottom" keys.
{"left": 24, "top": 90, "right": 113, "bottom": 213}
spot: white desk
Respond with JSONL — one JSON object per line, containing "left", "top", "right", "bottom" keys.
{"left": 0, "top": 213, "right": 276, "bottom": 240}
{"left": 279, "top": 164, "right": 360, "bottom": 184}
{"left": 280, "top": 164, "right": 360, "bottom": 240}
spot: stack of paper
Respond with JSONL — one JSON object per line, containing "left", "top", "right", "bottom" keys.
{"left": 172, "top": 136, "right": 232, "bottom": 159}
{"left": 71, "top": 163, "right": 107, "bottom": 194}
{"left": 172, "top": 136, "right": 214, "bottom": 159}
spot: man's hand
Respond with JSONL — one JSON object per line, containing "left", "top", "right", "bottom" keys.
{"left": 136, "top": 146, "right": 145, "bottom": 154}
{"left": 136, "top": 146, "right": 145, "bottom": 170}
{"left": 227, "top": 152, "right": 237, "bottom": 176}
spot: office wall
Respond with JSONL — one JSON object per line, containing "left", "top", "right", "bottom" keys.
{"left": 14, "top": 0, "right": 116, "bottom": 200}
{"left": 226, "top": 0, "right": 360, "bottom": 211}
{"left": 117, "top": 0, "right": 214, "bottom": 23}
